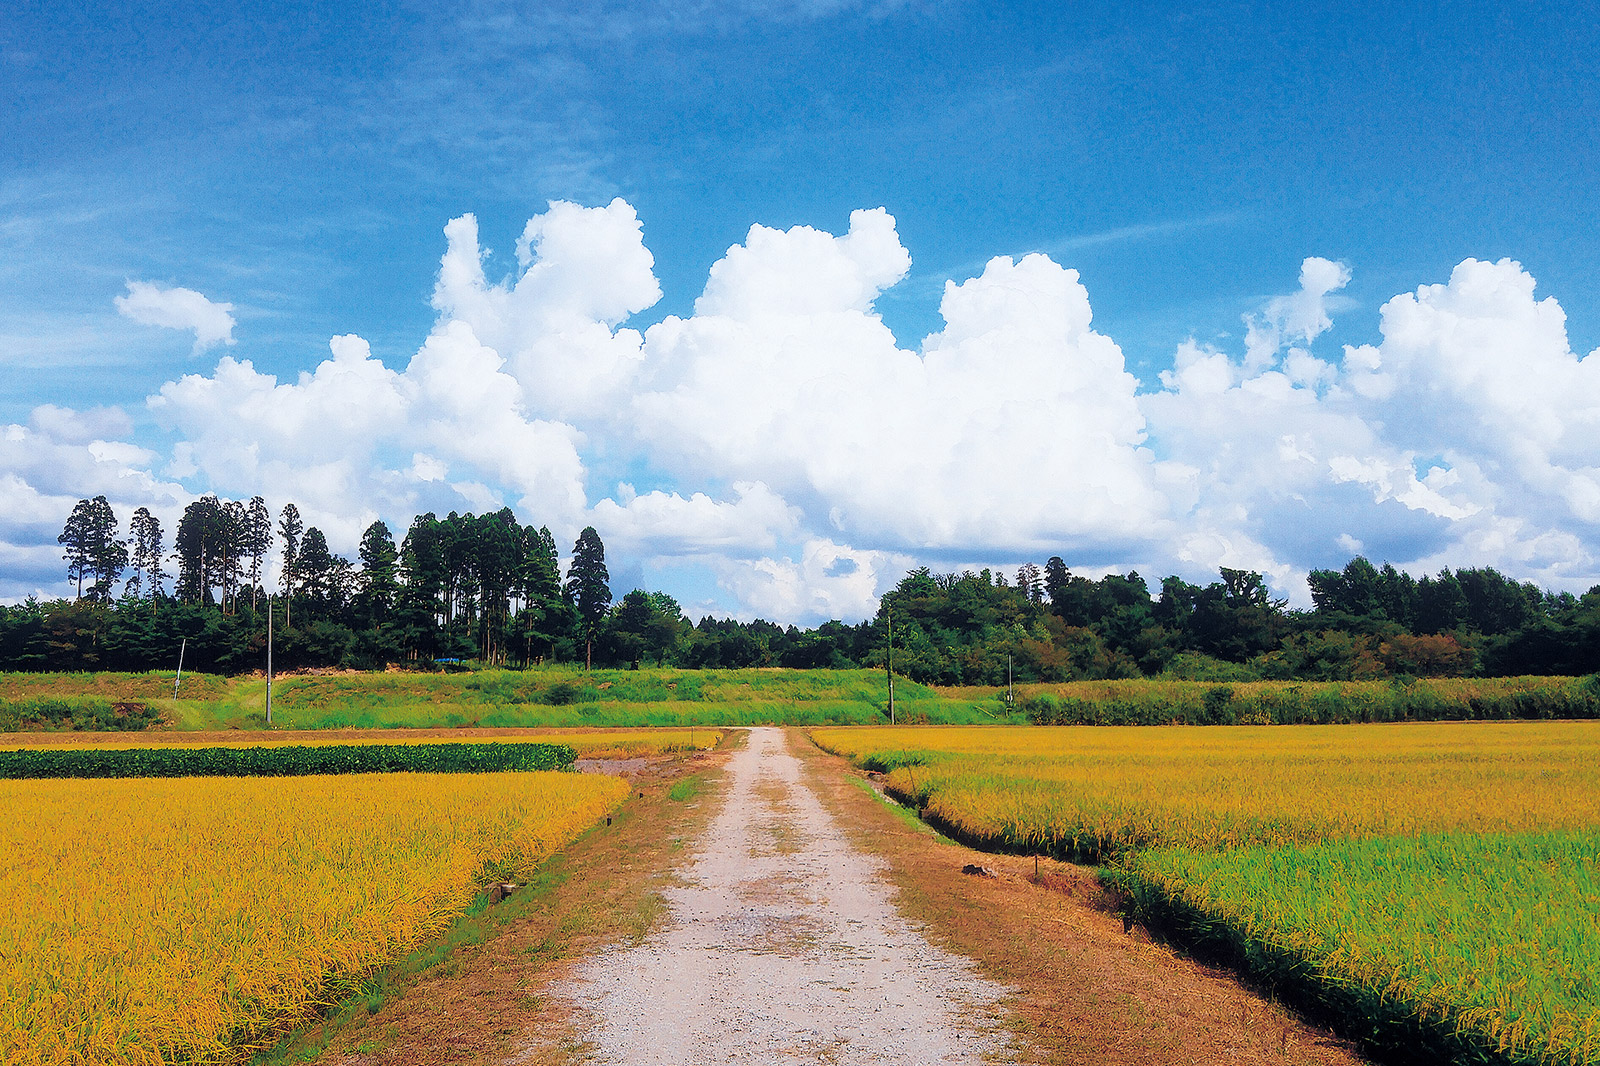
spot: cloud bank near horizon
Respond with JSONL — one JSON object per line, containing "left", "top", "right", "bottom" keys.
{"left": 5, "top": 201, "right": 1599, "bottom": 621}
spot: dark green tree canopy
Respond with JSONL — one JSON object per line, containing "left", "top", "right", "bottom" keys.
{"left": 33, "top": 494, "right": 1600, "bottom": 680}
{"left": 565, "top": 526, "right": 612, "bottom": 629}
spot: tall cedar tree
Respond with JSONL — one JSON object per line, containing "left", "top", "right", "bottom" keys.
{"left": 58, "top": 498, "right": 97, "bottom": 599}
{"left": 87, "top": 497, "right": 126, "bottom": 601}
{"left": 357, "top": 520, "right": 399, "bottom": 627}
{"left": 217, "top": 499, "right": 245, "bottom": 613}
{"left": 277, "top": 504, "right": 303, "bottom": 627}
{"left": 565, "top": 526, "right": 611, "bottom": 670}
{"left": 516, "top": 524, "right": 564, "bottom": 663}
{"left": 126, "top": 507, "right": 166, "bottom": 607}
{"left": 58, "top": 496, "right": 126, "bottom": 601}
{"left": 244, "top": 496, "right": 271, "bottom": 609}
{"left": 174, "top": 496, "right": 226, "bottom": 604}
{"left": 297, "top": 528, "right": 334, "bottom": 606}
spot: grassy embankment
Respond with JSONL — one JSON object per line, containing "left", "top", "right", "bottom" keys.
{"left": 0, "top": 667, "right": 1014, "bottom": 731}
{"left": 946, "top": 674, "right": 1600, "bottom": 724}
{"left": 6, "top": 669, "right": 1599, "bottom": 733}
{"left": 812, "top": 722, "right": 1600, "bottom": 1066}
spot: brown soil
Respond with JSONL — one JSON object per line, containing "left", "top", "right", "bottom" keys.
{"left": 794, "top": 731, "right": 1370, "bottom": 1066}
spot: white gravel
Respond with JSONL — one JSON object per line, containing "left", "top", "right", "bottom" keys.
{"left": 552, "top": 726, "right": 1015, "bottom": 1065}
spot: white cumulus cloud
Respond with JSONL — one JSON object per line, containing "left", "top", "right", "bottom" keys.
{"left": 16, "top": 206, "right": 1598, "bottom": 621}
{"left": 115, "top": 281, "right": 237, "bottom": 353}
{"left": 1146, "top": 255, "right": 1600, "bottom": 602}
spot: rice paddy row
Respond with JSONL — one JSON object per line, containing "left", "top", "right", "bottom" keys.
{"left": 811, "top": 722, "right": 1600, "bottom": 1065}
{"left": 1, "top": 771, "right": 629, "bottom": 1065}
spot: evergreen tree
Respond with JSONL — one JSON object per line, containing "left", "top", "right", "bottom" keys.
{"left": 126, "top": 507, "right": 164, "bottom": 604}
{"left": 58, "top": 496, "right": 124, "bottom": 601}
{"left": 58, "top": 498, "right": 96, "bottom": 599}
{"left": 216, "top": 499, "right": 246, "bottom": 613}
{"left": 473, "top": 509, "right": 521, "bottom": 664}
{"left": 356, "top": 520, "right": 399, "bottom": 626}
{"left": 297, "top": 527, "right": 333, "bottom": 606}
{"left": 564, "top": 526, "right": 611, "bottom": 670}
{"left": 1043, "top": 556, "right": 1071, "bottom": 609}
{"left": 244, "top": 496, "right": 272, "bottom": 610}
{"left": 278, "top": 503, "right": 303, "bottom": 627}
{"left": 514, "top": 524, "right": 565, "bottom": 663}
{"left": 174, "top": 496, "right": 226, "bottom": 604}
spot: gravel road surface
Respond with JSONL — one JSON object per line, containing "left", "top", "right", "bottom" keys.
{"left": 557, "top": 726, "right": 1014, "bottom": 1065}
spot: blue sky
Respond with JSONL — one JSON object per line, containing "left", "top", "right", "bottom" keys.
{"left": 3, "top": 0, "right": 1598, "bottom": 619}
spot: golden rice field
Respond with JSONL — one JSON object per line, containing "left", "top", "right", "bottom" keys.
{"left": 810, "top": 721, "right": 1600, "bottom": 855}
{"left": 812, "top": 722, "right": 1600, "bottom": 1065}
{"left": 0, "top": 771, "right": 628, "bottom": 1066}
{"left": 0, "top": 728, "right": 723, "bottom": 758}
{"left": 1129, "top": 831, "right": 1600, "bottom": 1066}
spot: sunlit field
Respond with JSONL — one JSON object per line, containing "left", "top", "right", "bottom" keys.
{"left": 811, "top": 721, "right": 1600, "bottom": 856}
{"left": 813, "top": 722, "right": 1600, "bottom": 1064}
{"left": 1130, "top": 831, "right": 1600, "bottom": 1065}
{"left": 0, "top": 772, "right": 627, "bottom": 1065}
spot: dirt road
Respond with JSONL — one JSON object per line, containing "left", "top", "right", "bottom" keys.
{"left": 556, "top": 726, "right": 1014, "bottom": 1065}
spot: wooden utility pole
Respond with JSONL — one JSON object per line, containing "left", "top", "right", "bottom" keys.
{"left": 266, "top": 593, "right": 274, "bottom": 726}
{"left": 173, "top": 638, "right": 186, "bottom": 699}
{"left": 887, "top": 606, "right": 895, "bottom": 725}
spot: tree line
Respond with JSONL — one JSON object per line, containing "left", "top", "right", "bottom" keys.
{"left": 875, "top": 556, "right": 1600, "bottom": 684}
{"left": 5, "top": 495, "right": 1598, "bottom": 680}
{"left": 33, "top": 495, "right": 617, "bottom": 674}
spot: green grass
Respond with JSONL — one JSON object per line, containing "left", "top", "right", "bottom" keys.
{"left": 955, "top": 674, "right": 1600, "bottom": 726}
{"left": 0, "top": 670, "right": 231, "bottom": 702}
{"left": 260, "top": 667, "right": 936, "bottom": 710}
{"left": 1124, "top": 831, "right": 1600, "bottom": 1065}
{"left": 0, "top": 667, "right": 954, "bottom": 731}
{"left": 5, "top": 669, "right": 1593, "bottom": 733}
{"left": 253, "top": 697, "right": 1016, "bottom": 730}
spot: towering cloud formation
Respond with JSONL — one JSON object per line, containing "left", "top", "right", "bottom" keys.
{"left": 1144, "top": 256, "right": 1600, "bottom": 593}
{"left": 2, "top": 202, "right": 1597, "bottom": 616}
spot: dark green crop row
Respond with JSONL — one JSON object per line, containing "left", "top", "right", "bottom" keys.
{"left": 0, "top": 696, "right": 160, "bottom": 733}
{"left": 0, "top": 741, "right": 576, "bottom": 779}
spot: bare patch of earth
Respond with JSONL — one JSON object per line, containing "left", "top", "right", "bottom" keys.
{"left": 573, "top": 757, "right": 650, "bottom": 776}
